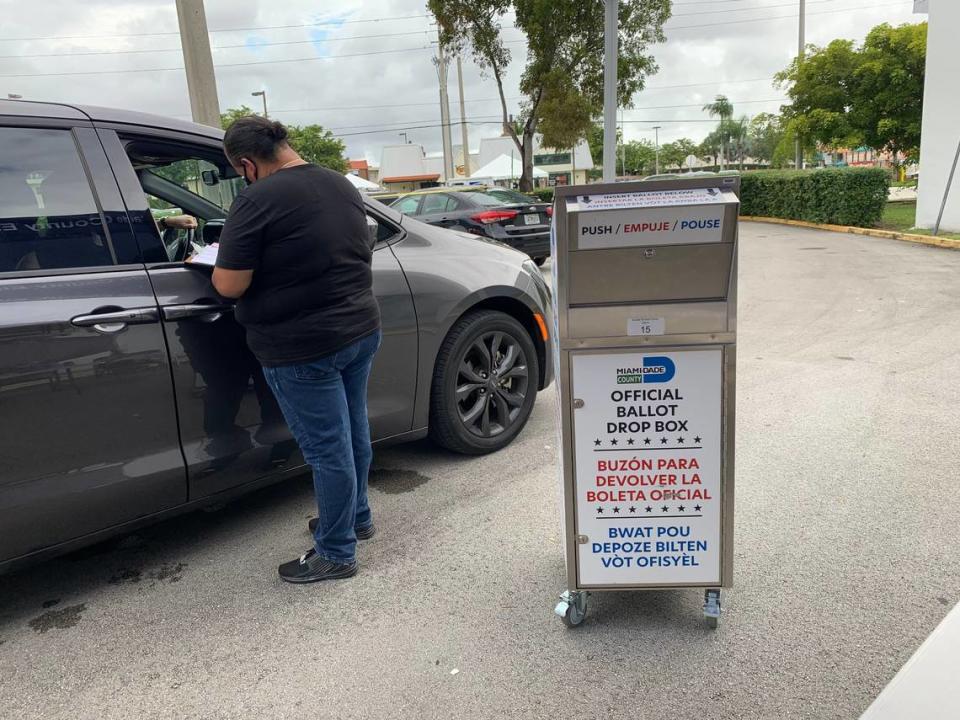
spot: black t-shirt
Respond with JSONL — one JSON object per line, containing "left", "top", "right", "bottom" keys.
{"left": 216, "top": 164, "right": 380, "bottom": 366}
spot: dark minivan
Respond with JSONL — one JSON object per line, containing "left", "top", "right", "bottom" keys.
{"left": 0, "top": 101, "right": 553, "bottom": 574}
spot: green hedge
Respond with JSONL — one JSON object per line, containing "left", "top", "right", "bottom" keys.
{"left": 531, "top": 187, "right": 555, "bottom": 202}
{"left": 739, "top": 168, "right": 889, "bottom": 227}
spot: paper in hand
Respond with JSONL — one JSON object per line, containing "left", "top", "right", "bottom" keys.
{"left": 187, "top": 243, "right": 219, "bottom": 267}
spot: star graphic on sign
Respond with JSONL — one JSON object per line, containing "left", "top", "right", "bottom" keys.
{"left": 613, "top": 506, "right": 621, "bottom": 514}
{"left": 644, "top": 437, "right": 651, "bottom": 445}
{"left": 678, "top": 505, "right": 686, "bottom": 512}
{"left": 610, "top": 438, "right": 618, "bottom": 446}
{"left": 660, "top": 437, "right": 668, "bottom": 444}
{"left": 645, "top": 506, "right": 653, "bottom": 513}
{"left": 694, "top": 505, "right": 702, "bottom": 512}
{"left": 597, "top": 506, "right": 604, "bottom": 514}
{"left": 629, "top": 506, "right": 637, "bottom": 514}
{"left": 677, "top": 436, "right": 685, "bottom": 444}
{"left": 661, "top": 505, "right": 669, "bottom": 512}
{"left": 627, "top": 438, "right": 635, "bottom": 446}
{"left": 594, "top": 439, "right": 601, "bottom": 446}
{"left": 694, "top": 436, "right": 702, "bottom": 444}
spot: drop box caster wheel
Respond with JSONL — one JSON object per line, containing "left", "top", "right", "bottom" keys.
{"left": 703, "top": 588, "right": 722, "bottom": 629}
{"left": 555, "top": 590, "right": 589, "bottom": 628}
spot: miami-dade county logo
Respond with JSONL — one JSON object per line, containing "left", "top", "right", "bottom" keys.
{"left": 616, "top": 356, "right": 676, "bottom": 384}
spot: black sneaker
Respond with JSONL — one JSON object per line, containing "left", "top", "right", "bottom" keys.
{"left": 308, "top": 518, "right": 376, "bottom": 540}
{"left": 277, "top": 549, "right": 357, "bottom": 584}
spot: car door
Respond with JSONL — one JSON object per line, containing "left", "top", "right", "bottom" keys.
{"left": 101, "top": 129, "right": 418, "bottom": 501}
{"left": 365, "top": 210, "right": 418, "bottom": 439}
{"left": 99, "top": 130, "right": 299, "bottom": 500}
{"left": 416, "top": 192, "right": 462, "bottom": 229}
{"left": 0, "top": 123, "right": 185, "bottom": 565}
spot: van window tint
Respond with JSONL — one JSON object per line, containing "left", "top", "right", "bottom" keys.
{"left": 0, "top": 128, "right": 113, "bottom": 272}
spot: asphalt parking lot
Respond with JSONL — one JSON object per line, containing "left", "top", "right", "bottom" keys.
{"left": 2, "top": 222, "right": 959, "bottom": 720}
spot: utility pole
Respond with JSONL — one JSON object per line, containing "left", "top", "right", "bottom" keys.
{"left": 795, "top": 0, "right": 805, "bottom": 169}
{"left": 620, "top": 109, "right": 626, "bottom": 176}
{"left": 602, "top": 0, "right": 618, "bottom": 183}
{"left": 175, "top": 0, "right": 221, "bottom": 128}
{"left": 433, "top": 37, "right": 455, "bottom": 183}
{"left": 653, "top": 125, "right": 662, "bottom": 175}
{"left": 456, "top": 56, "right": 471, "bottom": 178}
{"left": 251, "top": 90, "right": 267, "bottom": 118}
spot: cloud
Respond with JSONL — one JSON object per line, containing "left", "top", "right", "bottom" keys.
{"left": 0, "top": 0, "right": 921, "bottom": 159}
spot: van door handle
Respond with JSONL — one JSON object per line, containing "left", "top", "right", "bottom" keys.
{"left": 71, "top": 307, "right": 159, "bottom": 334}
{"left": 162, "top": 303, "right": 234, "bottom": 323}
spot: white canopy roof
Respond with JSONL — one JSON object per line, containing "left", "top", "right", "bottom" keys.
{"left": 344, "top": 172, "right": 382, "bottom": 191}
{"left": 470, "top": 154, "right": 548, "bottom": 181}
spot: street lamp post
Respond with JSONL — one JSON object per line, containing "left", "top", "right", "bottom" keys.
{"left": 653, "top": 125, "right": 662, "bottom": 175}
{"left": 251, "top": 90, "right": 268, "bottom": 118}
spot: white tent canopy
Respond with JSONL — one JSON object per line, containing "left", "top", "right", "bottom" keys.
{"left": 344, "top": 172, "right": 382, "bottom": 192}
{"left": 470, "top": 154, "right": 547, "bottom": 181}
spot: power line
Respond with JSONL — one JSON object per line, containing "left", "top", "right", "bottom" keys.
{"left": 667, "top": 1, "right": 911, "bottom": 31}
{"left": 0, "top": 14, "right": 432, "bottom": 42}
{"left": 0, "top": 29, "right": 437, "bottom": 60}
{"left": 0, "top": 44, "right": 435, "bottom": 78}
{"left": 671, "top": 0, "right": 834, "bottom": 17}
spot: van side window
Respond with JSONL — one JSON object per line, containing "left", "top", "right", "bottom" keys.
{"left": 0, "top": 128, "right": 114, "bottom": 273}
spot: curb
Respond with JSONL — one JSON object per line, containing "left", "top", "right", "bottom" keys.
{"left": 740, "top": 216, "right": 960, "bottom": 250}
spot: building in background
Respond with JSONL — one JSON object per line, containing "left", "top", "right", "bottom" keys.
{"left": 348, "top": 159, "right": 370, "bottom": 180}
{"left": 378, "top": 144, "right": 441, "bottom": 192}
{"left": 377, "top": 134, "right": 594, "bottom": 191}
{"left": 915, "top": 0, "right": 959, "bottom": 231}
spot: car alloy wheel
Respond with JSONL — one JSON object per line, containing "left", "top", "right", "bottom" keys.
{"left": 456, "top": 330, "right": 529, "bottom": 438}
{"left": 429, "top": 310, "right": 539, "bottom": 455}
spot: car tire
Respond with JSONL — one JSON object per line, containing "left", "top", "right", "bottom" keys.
{"left": 429, "top": 310, "right": 539, "bottom": 455}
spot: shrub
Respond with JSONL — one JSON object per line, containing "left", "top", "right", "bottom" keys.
{"left": 531, "top": 187, "right": 555, "bottom": 202}
{"left": 740, "top": 168, "right": 889, "bottom": 227}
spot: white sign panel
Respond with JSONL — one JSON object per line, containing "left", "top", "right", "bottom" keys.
{"left": 577, "top": 205, "right": 726, "bottom": 249}
{"left": 571, "top": 349, "right": 723, "bottom": 586}
{"left": 572, "top": 187, "right": 732, "bottom": 210}
{"left": 627, "top": 317, "right": 665, "bottom": 336}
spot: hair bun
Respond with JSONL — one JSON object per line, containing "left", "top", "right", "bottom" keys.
{"left": 270, "top": 120, "right": 288, "bottom": 142}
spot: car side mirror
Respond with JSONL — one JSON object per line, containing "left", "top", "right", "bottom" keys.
{"left": 201, "top": 169, "right": 220, "bottom": 186}
{"left": 366, "top": 216, "right": 379, "bottom": 249}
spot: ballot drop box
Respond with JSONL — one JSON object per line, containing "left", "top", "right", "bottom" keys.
{"left": 551, "top": 176, "right": 739, "bottom": 628}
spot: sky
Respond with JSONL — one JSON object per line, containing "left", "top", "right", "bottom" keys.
{"left": 0, "top": 0, "right": 922, "bottom": 165}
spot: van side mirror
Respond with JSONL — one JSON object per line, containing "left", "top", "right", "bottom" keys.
{"left": 201, "top": 169, "right": 220, "bottom": 186}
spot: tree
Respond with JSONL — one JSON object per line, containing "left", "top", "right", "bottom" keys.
{"left": 220, "top": 105, "right": 254, "bottom": 130}
{"left": 219, "top": 107, "right": 348, "bottom": 173}
{"left": 430, "top": 0, "right": 671, "bottom": 190}
{"left": 747, "top": 113, "right": 786, "bottom": 167}
{"left": 660, "top": 138, "right": 698, "bottom": 171}
{"left": 621, "top": 138, "right": 656, "bottom": 175}
{"left": 776, "top": 22, "right": 926, "bottom": 164}
{"left": 285, "top": 125, "right": 349, "bottom": 173}
{"left": 703, "top": 95, "right": 734, "bottom": 170}
{"left": 587, "top": 122, "right": 621, "bottom": 167}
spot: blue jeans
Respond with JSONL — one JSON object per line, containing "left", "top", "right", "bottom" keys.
{"left": 262, "top": 330, "right": 381, "bottom": 564}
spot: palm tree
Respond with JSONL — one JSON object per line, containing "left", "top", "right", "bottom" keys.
{"left": 702, "top": 95, "right": 734, "bottom": 171}
{"left": 728, "top": 116, "right": 749, "bottom": 170}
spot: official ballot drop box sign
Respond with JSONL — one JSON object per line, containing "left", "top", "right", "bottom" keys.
{"left": 552, "top": 177, "right": 739, "bottom": 622}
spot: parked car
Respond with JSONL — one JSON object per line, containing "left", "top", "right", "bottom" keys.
{"left": 0, "top": 100, "right": 553, "bottom": 574}
{"left": 388, "top": 187, "right": 553, "bottom": 266}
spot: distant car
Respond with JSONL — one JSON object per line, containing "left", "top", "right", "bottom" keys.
{"left": 389, "top": 188, "right": 552, "bottom": 266}
{"left": 0, "top": 100, "right": 553, "bottom": 573}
